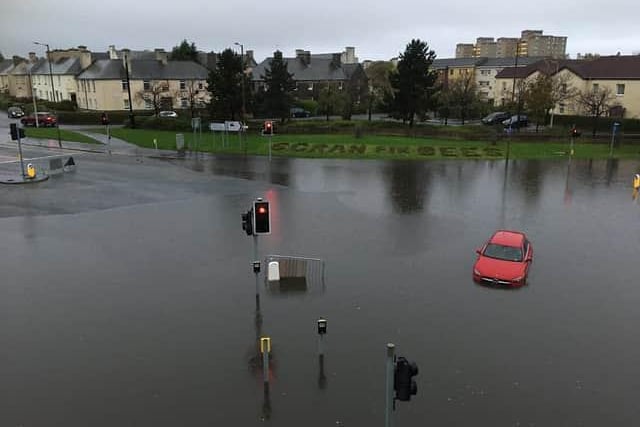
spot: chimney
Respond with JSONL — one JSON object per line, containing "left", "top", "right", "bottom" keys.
{"left": 28, "top": 52, "right": 37, "bottom": 63}
{"left": 304, "top": 50, "right": 311, "bottom": 66}
{"left": 246, "top": 50, "right": 255, "bottom": 65}
{"left": 344, "top": 46, "right": 356, "bottom": 64}
{"left": 155, "top": 48, "right": 168, "bottom": 65}
{"left": 108, "top": 45, "right": 118, "bottom": 59}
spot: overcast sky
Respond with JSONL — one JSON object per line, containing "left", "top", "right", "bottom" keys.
{"left": 2, "top": 0, "right": 639, "bottom": 63}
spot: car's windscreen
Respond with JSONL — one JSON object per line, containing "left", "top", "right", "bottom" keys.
{"left": 483, "top": 243, "right": 523, "bottom": 262}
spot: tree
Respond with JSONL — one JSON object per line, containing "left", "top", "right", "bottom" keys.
{"left": 207, "top": 48, "right": 245, "bottom": 120}
{"left": 317, "top": 82, "right": 345, "bottom": 121}
{"left": 365, "top": 61, "right": 394, "bottom": 121}
{"left": 261, "top": 51, "right": 295, "bottom": 122}
{"left": 341, "top": 66, "right": 369, "bottom": 120}
{"left": 576, "top": 86, "right": 615, "bottom": 137}
{"left": 135, "top": 80, "right": 171, "bottom": 116}
{"left": 180, "top": 80, "right": 207, "bottom": 118}
{"left": 446, "top": 72, "right": 481, "bottom": 125}
{"left": 170, "top": 39, "right": 198, "bottom": 61}
{"left": 524, "top": 73, "right": 578, "bottom": 131}
{"left": 0, "top": 52, "right": 4, "bottom": 61}
{"left": 390, "top": 39, "right": 438, "bottom": 127}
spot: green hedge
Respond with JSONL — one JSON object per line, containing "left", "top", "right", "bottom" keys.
{"left": 134, "top": 116, "right": 193, "bottom": 131}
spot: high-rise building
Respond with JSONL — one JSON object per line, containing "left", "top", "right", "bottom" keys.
{"left": 456, "top": 30, "right": 567, "bottom": 59}
{"left": 455, "top": 43, "right": 475, "bottom": 59}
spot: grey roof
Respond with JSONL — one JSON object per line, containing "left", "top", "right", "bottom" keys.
{"left": 478, "top": 57, "right": 544, "bottom": 68}
{"left": 77, "top": 59, "right": 208, "bottom": 80}
{"left": 91, "top": 52, "right": 110, "bottom": 61}
{"left": 8, "top": 60, "right": 40, "bottom": 75}
{"left": 0, "top": 59, "right": 14, "bottom": 74}
{"left": 31, "top": 57, "right": 82, "bottom": 75}
{"left": 252, "top": 56, "right": 351, "bottom": 82}
{"left": 432, "top": 58, "right": 484, "bottom": 69}
{"left": 432, "top": 56, "right": 546, "bottom": 70}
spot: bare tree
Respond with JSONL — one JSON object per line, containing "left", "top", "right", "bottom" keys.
{"left": 136, "top": 80, "right": 171, "bottom": 116}
{"left": 447, "top": 72, "right": 480, "bottom": 125}
{"left": 178, "top": 79, "right": 206, "bottom": 118}
{"left": 576, "top": 86, "right": 615, "bottom": 137}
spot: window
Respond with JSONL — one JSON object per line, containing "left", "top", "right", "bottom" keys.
{"left": 92, "top": 80, "right": 95, "bottom": 92}
{"left": 479, "top": 81, "right": 489, "bottom": 87}
{"left": 181, "top": 97, "right": 188, "bottom": 108}
{"left": 561, "top": 83, "right": 567, "bottom": 94}
{"left": 308, "top": 83, "right": 313, "bottom": 91}
{"left": 122, "top": 79, "right": 128, "bottom": 91}
{"left": 592, "top": 83, "right": 599, "bottom": 92}
{"left": 123, "top": 99, "right": 130, "bottom": 110}
{"left": 198, "top": 82, "right": 203, "bottom": 90}
{"left": 481, "top": 70, "right": 491, "bottom": 75}
{"left": 449, "top": 69, "right": 454, "bottom": 76}
{"left": 502, "top": 82, "right": 507, "bottom": 90}
{"left": 559, "top": 103, "right": 565, "bottom": 114}
{"left": 57, "top": 75, "right": 61, "bottom": 85}
{"left": 617, "top": 84, "right": 625, "bottom": 95}
{"left": 143, "top": 80, "right": 150, "bottom": 90}
{"left": 338, "top": 82, "right": 343, "bottom": 90}
{"left": 180, "top": 80, "right": 186, "bottom": 90}
{"left": 144, "top": 98, "right": 153, "bottom": 109}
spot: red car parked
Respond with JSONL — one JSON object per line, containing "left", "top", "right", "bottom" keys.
{"left": 473, "top": 230, "right": 533, "bottom": 286}
{"left": 20, "top": 112, "right": 57, "bottom": 127}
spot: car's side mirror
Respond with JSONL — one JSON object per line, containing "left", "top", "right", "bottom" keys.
{"left": 476, "top": 247, "right": 482, "bottom": 255}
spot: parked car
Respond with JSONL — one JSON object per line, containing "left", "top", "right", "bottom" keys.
{"left": 473, "top": 230, "right": 533, "bottom": 286}
{"left": 7, "top": 106, "right": 25, "bottom": 119}
{"left": 158, "top": 110, "right": 178, "bottom": 118}
{"left": 290, "top": 107, "right": 311, "bottom": 118}
{"left": 481, "top": 111, "right": 510, "bottom": 125}
{"left": 502, "top": 114, "right": 528, "bottom": 129}
{"left": 20, "top": 112, "right": 57, "bottom": 127}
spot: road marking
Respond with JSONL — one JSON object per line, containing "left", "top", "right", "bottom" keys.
{"left": 0, "top": 153, "right": 89, "bottom": 165}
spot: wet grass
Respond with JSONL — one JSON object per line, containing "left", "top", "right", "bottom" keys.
{"left": 24, "top": 128, "right": 101, "bottom": 144}
{"left": 98, "top": 128, "right": 640, "bottom": 160}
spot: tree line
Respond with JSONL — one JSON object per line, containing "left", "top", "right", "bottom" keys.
{"left": 163, "top": 39, "right": 620, "bottom": 134}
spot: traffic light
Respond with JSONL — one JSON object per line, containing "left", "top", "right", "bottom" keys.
{"left": 253, "top": 200, "right": 271, "bottom": 234}
{"left": 571, "top": 127, "right": 581, "bottom": 138}
{"left": 241, "top": 209, "right": 254, "bottom": 236}
{"left": 394, "top": 357, "right": 418, "bottom": 402}
{"left": 9, "top": 123, "right": 25, "bottom": 141}
{"left": 263, "top": 120, "right": 273, "bottom": 135}
{"left": 101, "top": 112, "right": 110, "bottom": 126}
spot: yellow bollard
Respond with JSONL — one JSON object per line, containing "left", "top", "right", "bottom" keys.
{"left": 633, "top": 174, "right": 640, "bottom": 190}
{"left": 26, "top": 163, "right": 36, "bottom": 179}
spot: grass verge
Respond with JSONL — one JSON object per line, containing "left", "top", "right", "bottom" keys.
{"left": 24, "top": 128, "right": 101, "bottom": 145}
{"left": 98, "top": 128, "right": 640, "bottom": 160}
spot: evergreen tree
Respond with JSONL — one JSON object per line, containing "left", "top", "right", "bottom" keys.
{"left": 170, "top": 39, "right": 198, "bottom": 61}
{"left": 390, "top": 39, "right": 437, "bottom": 127}
{"left": 262, "top": 51, "right": 295, "bottom": 122}
{"left": 207, "top": 48, "right": 245, "bottom": 120}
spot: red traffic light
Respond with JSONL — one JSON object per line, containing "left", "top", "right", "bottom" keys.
{"left": 263, "top": 121, "right": 273, "bottom": 135}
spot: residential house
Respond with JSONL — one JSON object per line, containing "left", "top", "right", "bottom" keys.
{"left": 494, "top": 55, "right": 640, "bottom": 118}
{"left": 0, "top": 59, "right": 14, "bottom": 93}
{"left": 75, "top": 48, "right": 209, "bottom": 111}
{"left": 474, "top": 57, "right": 542, "bottom": 104}
{"left": 431, "top": 57, "right": 480, "bottom": 91}
{"left": 7, "top": 54, "right": 40, "bottom": 99}
{"left": 251, "top": 47, "right": 366, "bottom": 102}
{"left": 30, "top": 46, "right": 93, "bottom": 103}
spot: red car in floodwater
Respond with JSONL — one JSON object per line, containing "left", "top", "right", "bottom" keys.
{"left": 473, "top": 230, "right": 533, "bottom": 286}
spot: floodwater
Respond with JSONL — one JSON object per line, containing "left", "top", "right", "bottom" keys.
{"left": 2, "top": 154, "right": 640, "bottom": 426}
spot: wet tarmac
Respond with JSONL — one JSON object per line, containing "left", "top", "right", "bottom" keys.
{"left": 2, "top": 152, "right": 640, "bottom": 426}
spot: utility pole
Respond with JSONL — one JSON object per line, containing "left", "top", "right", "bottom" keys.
{"left": 235, "top": 42, "right": 246, "bottom": 150}
{"left": 124, "top": 53, "right": 135, "bottom": 128}
{"left": 34, "top": 41, "right": 62, "bottom": 147}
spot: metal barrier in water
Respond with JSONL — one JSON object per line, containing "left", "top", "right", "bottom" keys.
{"left": 263, "top": 254, "right": 326, "bottom": 295}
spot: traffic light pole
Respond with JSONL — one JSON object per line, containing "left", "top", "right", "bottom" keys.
{"left": 17, "top": 131, "right": 26, "bottom": 178}
{"left": 385, "top": 343, "right": 395, "bottom": 427}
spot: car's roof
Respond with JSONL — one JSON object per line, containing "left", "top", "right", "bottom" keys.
{"left": 489, "top": 230, "right": 525, "bottom": 247}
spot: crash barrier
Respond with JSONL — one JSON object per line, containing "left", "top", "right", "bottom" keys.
{"left": 264, "top": 254, "right": 325, "bottom": 295}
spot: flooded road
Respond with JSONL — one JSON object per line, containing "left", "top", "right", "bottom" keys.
{"left": 2, "top": 154, "right": 640, "bottom": 426}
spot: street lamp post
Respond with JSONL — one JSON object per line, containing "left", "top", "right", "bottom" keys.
{"left": 34, "top": 41, "right": 62, "bottom": 148}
